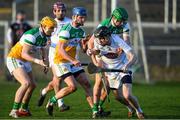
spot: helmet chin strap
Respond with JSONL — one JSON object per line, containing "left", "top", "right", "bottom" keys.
{"left": 72, "top": 19, "right": 82, "bottom": 27}
{"left": 73, "top": 15, "right": 84, "bottom": 27}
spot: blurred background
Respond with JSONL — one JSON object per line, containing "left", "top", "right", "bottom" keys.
{"left": 0, "top": 0, "right": 180, "bottom": 83}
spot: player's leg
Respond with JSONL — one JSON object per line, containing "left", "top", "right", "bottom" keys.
{"left": 93, "top": 73, "right": 103, "bottom": 116}
{"left": 46, "top": 64, "right": 77, "bottom": 116}
{"left": 46, "top": 75, "right": 77, "bottom": 116}
{"left": 98, "top": 80, "right": 111, "bottom": 116}
{"left": 19, "top": 71, "right": 36, "bottom": 116}
{"left": 91, "top": 73, "right": 111, "bottom": 118}
{"left": 18, "top": 62, "right": 36, "bottom": 116}
{"left": 38, "top": 48, "right": 57, "bottom": 106}
{"left": 112, "top": 88, "right": 135, "bottom": 118}
{"left": 75, "top": 70, "right": 93, "bottom": 108}
{"left": 122, "top": 75, "right": 144, "bottom": 119}
{"left": 37, "top": 77, "right": 55, "bottom": 106}
{"left": 51, "top": 66, "right": 70, "bottom": 111}
{"left": 37, "top": 79, "right": 54, "bottom": 106}
{"left": 38, "top": 66, "right": 69, "bottom": 111}
{"left": 7, "top": 58, "right": 31, "bottom": 118}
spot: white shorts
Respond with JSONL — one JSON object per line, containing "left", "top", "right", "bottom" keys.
{"left": 48, "top": 47, "right": 55, "bottom": 67}
{"left": 6, "top": 57, "right": 32, "bottom": 74}
{"left": 53, "top": 62, "right": 83, "bottom": 77}
{"left": 103, "top": 61, "right": 132, "bottom": 89}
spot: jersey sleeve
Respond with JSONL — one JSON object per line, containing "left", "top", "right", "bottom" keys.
{"left": 58, "top": 30, "right": 70, "bottom": 42}
{"left": 82, "top": 31, "right": 86, "bottom": 38}
{"left": 123, "top": 22, "right": 130, "bottom": 34}
{"left": 93, "top": 38, "right": 99, "bottom": 50}
{"left": 22, "top": 34, "right": 36, "bottom": 46}
{"left": 112, "top": 34, "right": 132, "bottom": 53}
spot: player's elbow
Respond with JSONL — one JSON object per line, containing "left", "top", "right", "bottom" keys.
{"left": 132, "top": 53, "right": 137, "bottom": 63}
{"left": 21, "top": 52, "right": 29, "bottom": 60}
{"left": 128, "top": 50, "right": 137, "bottom": 63}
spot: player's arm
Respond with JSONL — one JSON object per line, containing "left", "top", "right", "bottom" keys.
{"left": 58, "top": 40, "right": 80, "bottom": 66}
{"left": 40, "top": 47, "right": 49, "bottom": 65}
{"left": 123, "top": 33, "right": 131, "bottom": 46}
{"left": 122, "top": 22, "right": 131, "bottom": 46}
{"left": 116, "top": 35, "right": 136, "bottom": 70}
{"left": 6, "top": 28, "right": 13, "bottom": 49}
{"left": 80, "top": 34, "right": 90, "bottom": 53}
{"left": 87, "top": 35, "right": 95, "bottom": 56}
{"left": 21, "top": 43, "right": 47, "bottom": 67}
{"left": 88, "top": 38, "right": 103, "bottom": 67}
{"left": 123, "top": 50, "right": 136, "bottom": 70}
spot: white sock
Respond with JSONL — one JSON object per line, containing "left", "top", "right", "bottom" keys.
{"left": 41, "top": 88, "right": 47, "bottom": 96}
{"left": 57, "top": 99, "right": 64, "bottom": 107}
{"left": 12, "top": 109, "right": 17, "bottom": 112}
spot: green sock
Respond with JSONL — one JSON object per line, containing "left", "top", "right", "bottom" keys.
{"left": 92, "top": 103, "right": 98, "bottom": 113}
{"left": 50, "top": 96, "right": 57, "bottom": 104}
{"left": 98, "top": 100, "right": 105, "bottom": 108}
{"left": 12, "top": 102, "right": 20, "bottom": 110}
{"left": 21, "top": 103, "right": 28, "bottom": 110}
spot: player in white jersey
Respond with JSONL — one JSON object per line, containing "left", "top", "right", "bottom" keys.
{"left": 37, "top": 1, "right": 71, "bottom": 112}
{"left": 90, "top": 26, "right": 144, "bottom": 119}
{"left": 87, "top": 7, "right": 135, "bottom": 118}
{"left": 7, "top": 16, "right": 57, "bottom": 118}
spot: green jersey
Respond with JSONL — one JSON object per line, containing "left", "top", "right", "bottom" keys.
{"left": 54, "top": 23, "right": 85, "bottom": 63}
{"left": 21, "top": 27, "right": 49, "bottom": 47}
{"left": 8, "top": 27, "right": 49, "bottom": 61}
{"left": 98, "top": 18, "right": 130, "bottom": 35}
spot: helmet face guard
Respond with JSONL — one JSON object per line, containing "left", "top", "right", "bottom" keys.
{"left": 94, "top": 26, "right": 111, "bottom": 38}
{"left": 112, "top": 7, "right": 128, "bottom": 21}
{"left": 94, "top": 26, "right": 111, "bottom": 46}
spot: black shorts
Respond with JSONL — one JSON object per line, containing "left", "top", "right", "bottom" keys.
{"left": 60, "top": 69, "right": 85, "bottom": 80}
{"left": 73, "top": 69, "right": 85, "bottom": 78}
{"left": 121, "top": 75, "right": 132, "bottom": 84}
{"left": 60, "top": 72, "right": 73, "bottom": 80}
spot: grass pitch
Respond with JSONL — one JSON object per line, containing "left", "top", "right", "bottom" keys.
{"left": 0, "top": 78, "right": 180, "bottom": 119}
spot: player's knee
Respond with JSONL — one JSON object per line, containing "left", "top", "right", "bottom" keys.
{"left": 94, "top": 90, "right": 99, "bottom": 97}
{"left": 69, "top": 85, "right": 77, "bottom": 92}
{"left": 30, "top": 82, "right": 37, "bottom": 89}
{"left": 83, "top": 80, "right": 91, "bottom": 89}
{"left": 22, "top": 81, "right": 31, "bottom": 88}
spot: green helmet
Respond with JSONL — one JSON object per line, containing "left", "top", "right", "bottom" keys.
{"left": 112, "top": 7, "right": 128, "bottom": 21}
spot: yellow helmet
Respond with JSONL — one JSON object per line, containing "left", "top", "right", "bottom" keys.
{"left": 40, "top": 16, "right": 57, "bottom": 28}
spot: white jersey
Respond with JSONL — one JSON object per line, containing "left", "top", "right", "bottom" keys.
{"left": 49, "top": 17, "right": 71, "bottom": 66}
{"left": 50, "top": 17, "right": 72, "bottom": 46}
{"left": 94, "top": 34, "right": 131, "bottom": 64}
{"left": 94, "top": 34, "right": 132, "bottom": 89}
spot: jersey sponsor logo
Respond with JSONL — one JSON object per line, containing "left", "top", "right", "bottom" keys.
{"left": 67, "top": 39, "right": 80, "bottom": 46}
{"left": 104, "top": 52, "right": 118, "bottom": 59}
{"left": 63, "top": 67, "right": 68, "bottom": 72}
